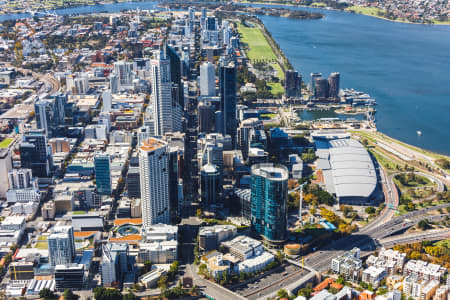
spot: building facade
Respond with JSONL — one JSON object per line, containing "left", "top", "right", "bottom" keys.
{"left": 250, "top": 163, "right": 288, "bottom": 246}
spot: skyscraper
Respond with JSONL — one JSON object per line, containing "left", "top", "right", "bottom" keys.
{"left": 219, "top": 62, "right": 237, "bottom": 146}
{"left": 200, "top": 163, "right": 221, "bottom": 206}
{"left": 0, "top": 148, "right": 12, "bottom": 199}
{"left": 109, "top": 73, "right": 119, "bottom": 94}
{"left": 188, "top": 6, "right": 195, "bottom": 32}
{"left": 200, "top": 62, "right": 216, "bottom": 97}
{"left": 284, "top": 70, "right": 302, "bottom": 98}
{"left": 94, "top": 153, "right": 112, "bottom": 196}
{"left": 150, "top": 51, "right": 181, "bottom": 136}
{"left": 35, "top": 94, "right": 67, "bottom": 137}
{"left": 139, "top": 138, "right": 170, "bottom": 227}
{"left": 20, "top": 129, "right": 52, "bottom": 178}
{"left": 102, "top": 90, "right": 112, "bottom": 112}
{"left": 198, "top": 102, "right": 215, "bottom": 133}
{"left": 328, "top": 72, "right": 340, "bottom": 100}
{"left": 48, "top": 225, "right": 76, "bottom": 266}
{"left": 314, "top": 77, "right": 329, "bottom": 100}
{"left": 166, "top": 45, "right": 184, "bottom": 109}
{"left": 251, "top": 163, "right": 288, "bottom": 246}
{"left": 310, "top": 72, "right": 322, "bottom": 95}
{"left": 113, "top": 61, "right": 134, "bottom": 89}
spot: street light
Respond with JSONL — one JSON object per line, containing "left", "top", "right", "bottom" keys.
{"left": 298, "top": 182, "right": 307, "bottom": 225}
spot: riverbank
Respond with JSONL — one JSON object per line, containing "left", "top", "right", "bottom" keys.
{"left": 345, "top": 6, "right": 450, "bottom": 25}
{"left": 235, "top": 1, "right": 450, "bottom": 25}
{"left": 237, "top": 21, "right": 285, "bottom": 95}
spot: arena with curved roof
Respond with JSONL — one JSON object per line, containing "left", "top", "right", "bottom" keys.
{"left": 312, "top": 131, "right": 380, "bottom": 206}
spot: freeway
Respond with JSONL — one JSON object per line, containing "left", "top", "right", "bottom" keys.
{"left": 303, "top": 204, "right": 449, "bottom": 271}
{"left": 380, "top": 229, "right": 450, "bottom": 247}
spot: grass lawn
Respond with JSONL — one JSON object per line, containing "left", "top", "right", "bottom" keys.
{"left": 311, "top": 2, "right": 327, "bottom": 7}
{"left": 73, "top": 211, "right": 86, "bottom": 215}
{"left": 346, "top": 6, "right": 386, "bottom": 17}
{"left": 260, "top": 113, "right": 278, "bottom": 119}
{"left": 237, "top": 23, "right": 277, "bottom": 61}
{"left": 393, "top": 174, "right": 434, "bottom": 190}
{"left": 0, "top": 138, "right": 13, "bottom": 148}
{"left": 268, "top": 82, "right": 284, "bottom": 95}
{"left": 38, "top": 236, "right": 47, "bottom": 241}
{"left": 238, "top": 22, "right": 285, "bottom": 95}
{"left": 35, "top": 241, "right": 48, "bottom": 249}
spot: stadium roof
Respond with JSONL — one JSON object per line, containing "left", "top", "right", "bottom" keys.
{"left": 314, "top": 134, "right": 377, "bottom": 199}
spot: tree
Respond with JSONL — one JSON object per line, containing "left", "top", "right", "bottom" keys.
{"left": 158, "top": 275, "right": 169, "bottom": 291}
{"left": 277, "top": 289, "right": 289, "bottom": 299}
{"left": 123, "top": 293, "right": 139, "bottom": 300}
{"left": 93, "top": 287, "right": 122, "bottom": 300}
{"left": 196, "top": 208, "right": 202, "bottom": 217}
{"left": 39, "top": 289, "right": 57, "bottom": 300}
{"left": 198, "top": 263, "right": 207, "bottom": 275}
{"left": 63, "top": 289, "right": 79, "bottom": 300}
{"left": 418, "top": 219, "right": 430, "bottom": 230}
{"left": 365, "top": 207, "right": 376, "bottom": 214}
{"left": 359, "top": 281, "right": 369, "bottom": 289}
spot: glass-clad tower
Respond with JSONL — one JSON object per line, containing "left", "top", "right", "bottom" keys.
{"left": 251, "top": 163, "right": 288, "bottom": 246}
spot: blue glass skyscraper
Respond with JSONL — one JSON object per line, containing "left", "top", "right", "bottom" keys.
{"left": 251, "top": 163, "right": 288, "bottom": 247}
{"left": 94, "top": 153, "right": 112, "bottom": 195}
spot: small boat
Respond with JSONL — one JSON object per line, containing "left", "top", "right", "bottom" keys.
{"left": 417, "top": 131, "right": 422, "bottom": 135}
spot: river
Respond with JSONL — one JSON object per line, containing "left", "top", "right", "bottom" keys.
{"left": 1, "top": 1, "right": 449, "bottom": 155}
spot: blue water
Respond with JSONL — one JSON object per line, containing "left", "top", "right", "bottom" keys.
{"left": 1, "top": 1, "right": 449, "bottom": 154}
{"left": 254, "top": 5, "right": 450, "bottom": 155}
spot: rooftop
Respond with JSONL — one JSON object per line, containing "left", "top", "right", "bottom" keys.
{"left": 140, "top": 138, "right": 167, "bottom": 152}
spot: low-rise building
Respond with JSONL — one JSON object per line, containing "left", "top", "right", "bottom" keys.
{"left": 331, "top": 248, "right": 362, "bottom": 282}
{"left": 198, "top": 225, "right": 237, "bottom": 251}
{"left": 362, "top": 266, "right": 387, "bottom": 288}
{"left": 403, "top": 260, "right": 446, "bottom": 282}
{"left": 138, "top": 241, "right": 178, "bottom": 264}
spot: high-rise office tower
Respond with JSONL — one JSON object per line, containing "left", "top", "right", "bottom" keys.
{"left": 109, "top": 73, "right": 119, "bottom": 94}
{"left": 201, "top": 7, "right": 207, "bottom": 29}
{"left": 126, "top": 167, "right": 140, "bottom": 199}
{"left": 166, "top": 45, "right": 184, "bottom": 109}
{"left": 73, "top": 74, "right": 89, "bottom": 94}
{"left": 188, "top": 6, "right": 195, "bottom": 32}
{"left": 314, "top": 77, "right": 329, "bottom": 100}
{"left": 0, "top": 148, "right": 12, "bottom": 198}
{"left": 310, "top": 72, "right": 322, "bottom": 95}
{"left": 20, "top": 129, "right": 52, "bottom": 178}
{"left": 102, "top": 90, "right": 112, "bottom": 112}
{"left": 48, "top": 225, "right": 76, "bottom": 266}
{"left": 139, "top": 138, "right": 170, "bottom": 227}
{"left": 35, "top": 94, "right": 67, "bottom": 137}
{"left": 200, "top": 62, "right": 216, "bottom": 97}
{"left": 328, "top": 72, "right": 340, "bottom": 100}
{"left": 251, "top": 163, "right": 288, "bottom": 246}
{"left": 113, "top": 61, "right": 134, "bottom": 89}
{"left": 101, "top": 243, "right": 116, "bottom": 287}
{"left": 219, "top": 62, "right": 237, "bottom": 146}
{"left": 151, "top": 51, "right": 181, "bottom": 136}
{"left": 200, "top": 163, "right": 221, "bottom": 206}
{"left": 284, "top": 70, "right": 302, "bottom": 98}
{"left": 237, "top": 118, "right": 264, "bottom": 160}
{"left": 94, "top": 153, "right": 112, "bottom": 196}
{"left": 205, "top": 17, "right": 217, "bottom": 31}
{"left": 198, "top": 102, "right": 215, "bottom": 133}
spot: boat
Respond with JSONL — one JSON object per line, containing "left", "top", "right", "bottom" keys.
{"left": 417, "top": 131, "right": 422, "bottom": 135}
